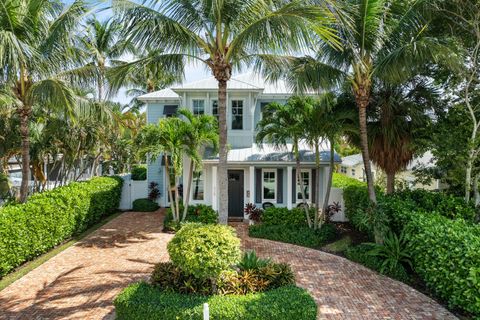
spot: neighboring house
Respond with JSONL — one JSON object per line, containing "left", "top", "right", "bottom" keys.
{"left": 139, "top": 73, "right": 341, "bottom": 220}
{"left": 337, "top": 152, "right": 446, "bottom": 191}
{"left": 337, "top": 154, "right": 375, "bottom": 182}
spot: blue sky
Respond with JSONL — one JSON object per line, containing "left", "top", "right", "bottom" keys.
{"left": 65, "top": 0, "right": 211, "bottom": 104}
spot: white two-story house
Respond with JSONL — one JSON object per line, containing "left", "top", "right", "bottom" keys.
{"left": 138, "top": 73, "right": 341, "bottom": 220}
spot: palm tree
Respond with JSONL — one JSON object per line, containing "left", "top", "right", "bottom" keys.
{"left": 113, "top": 0, "right": 339, "bottom": 223}
{"left": 304, "top": 93, "right": 356, "bottom": 228}
{"left": 367, "top": 81, "right": 436, "bottom": 194}
{"left": 266, "top": 0, "right": 456, "bottom": 206}
{"left": 178, "top": 109, "right": 218, "bottom": 220}
{"left": 256, "top": 97, "right": 313, "bottom": 228}
{"left": 137, "top": 117, "right": 190, "bottom": 222}
{"left": 0, "top": 0, "right": 88, "bottom": 202}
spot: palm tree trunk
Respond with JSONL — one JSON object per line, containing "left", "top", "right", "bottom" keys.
{"left": 295, "top": 143, "right": 312, "bottom": 228}
{"left": 182, "top": 159, "right": 194, "bottom": 221}
{"left": 314, "top": 142, "right": 321, "bottom": 230}
{"left": 386, "top": 172, "right": 395, "bottom": 194}
{"left": 322, "top": 140, "right": 335, "bottom": 225}
{"left": 19, "top": 105, "right": 31, "bottom": 203}
{"left": 217, "top": 79, "right": 229, "bottom": 224}
{"left": 164, "top": 154, "right": 176, "bottom": 221}
{"left": 357, "top": 100, "right": 377, "bottom": 204}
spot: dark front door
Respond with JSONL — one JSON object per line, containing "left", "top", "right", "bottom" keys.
{"left": 228, "top": 170, "right": 244, "bottom": 217}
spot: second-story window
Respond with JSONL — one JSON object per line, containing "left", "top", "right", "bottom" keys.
{"left": 231, "top": 100, "right": 243, "bottom": 130}
{"left": 193, "top": 99, "right": 205, "bottom": 115}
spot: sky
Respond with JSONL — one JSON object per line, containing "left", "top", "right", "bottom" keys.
{"left": 64, "top": 0, "right": 212, "bottom": 104}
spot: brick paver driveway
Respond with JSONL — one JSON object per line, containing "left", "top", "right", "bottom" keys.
{"left": 0, "top": 211, "right": 456, "bottom": 319}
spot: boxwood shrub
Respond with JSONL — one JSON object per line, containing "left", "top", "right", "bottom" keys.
{"left": 114, "top": 282, "right": 317, "bottom": 320}
{"left": 404, "top": 214, "right": 480, "bottom": 315}
{"left": 261, "top": 207, "right": 312, "bottom": 227}
{"left": 132, "top": 198, "right": 159, "bottom": 212}
{"left": 0, "top": 176, "right": 122, "bottom": 278}
{"left": 249, "top": 223, "right": 336, "bottom": 248}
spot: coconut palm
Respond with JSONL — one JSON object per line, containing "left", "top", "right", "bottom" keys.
{"left": 265, "top": 0, "right": 456, "bottom": 206}
{"left": 0, "top": 0, "right": 88, "bottom": 202}
{"left": 113, "top": 0, "right": 339, "bottom": 223}
{"left": 304, "top": 93, "right": 356, "bottom": 228}
{"left": 256, "top": 97, "right": 313, "bottom": 228}
{"left": 178, "top": 109, "right": 218, "bottom": 220}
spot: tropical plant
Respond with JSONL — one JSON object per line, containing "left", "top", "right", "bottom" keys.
{"left": 237, "top": 251, "right": 271, "bottom": 271}
{"left": 177, "top": 109, "right": 218, "bottom": 221}
{"left": 367, "top": 231, "right": 412, "bottom": 276}
{"left": 113, "top": 0, "right": 339, "bottom": 223}
{"left": 256, "top": 97, "right": 313, "bottom": 227}
{"left": 0, "top": 0, "right": 88, "bottom": 202}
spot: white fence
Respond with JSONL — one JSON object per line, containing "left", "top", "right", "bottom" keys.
{"left": 328, "top": 187, "right": 348, "bottom": 222}
{"left": 119, "top": 175, "right": 148, "bottom": 210}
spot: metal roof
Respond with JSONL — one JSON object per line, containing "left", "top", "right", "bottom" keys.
{"left": 341, "top": 154, "right": 364, "bottom": 167}
{"left": 204, "top": 142, "right": 341, "bottom": 164}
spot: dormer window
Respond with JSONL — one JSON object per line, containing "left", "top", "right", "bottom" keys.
{"left": 231, "top": 100, "right": 243, "bottom": 130}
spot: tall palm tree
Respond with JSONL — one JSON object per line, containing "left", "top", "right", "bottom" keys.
{"left": 178, "top": 109, "right": 218, "bottom": 220}
{"left": 113, "top": 0, "right": 339, "bottom": 223}
{"left": 0, "top": 0, "right": 88, "bottom": 202}
{"left": 304, "top": 93, "right": 356, "bottom": 228}
{"left": 266, "top": 0, "right": 456, "bottom": 206}
{"left": 256, "top": 97, "right": 313, "bottom": 227}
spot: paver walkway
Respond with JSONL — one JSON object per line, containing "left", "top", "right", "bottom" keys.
{"left": 0, "top": 211, "right": 456, "bottom": 320}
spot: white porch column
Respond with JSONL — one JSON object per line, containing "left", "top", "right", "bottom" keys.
{"left": 287, "top": 166, "right": 293, "bottom": 209}
{"left": 249, "top": 166, "right": 255, "bottom": 203}
{"left": 212, "top": 166, "right": 218, "bottom": 211}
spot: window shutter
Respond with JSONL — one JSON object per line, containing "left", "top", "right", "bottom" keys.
{"left": 292, "top": 169, "right": 296, "bottom": 204}
{"left": 312, "top": 169, "right": 316, "bottom": 204}
{"left": 255, "top": 168, "right": 262, "bottom": 203}
{"left": 277, "top": 168, "right": 283, "bottom": 204}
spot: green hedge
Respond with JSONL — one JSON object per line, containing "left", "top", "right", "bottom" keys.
{"left": 261, "top": 207, "right": 313, "bottom": 227}
{"left": 132, "top": 198, "right": 159, "bottom": 212}
{"left": 114, "top": 282, "right": 317, "bottom": 320}
{"left": 131, "top": 165, "right": 147, "bottom": 181}
{"left": 405, "top": 214, "right": 480, "bottom": 315}
{"left": 0, "top": 176, "right": 123, "bottom": 277}
{"left": 249, "top": 223, "right": 336, "bottom": 248}
{"left": 164, "top": 204, "right": 218, "bottom": 231}
{"left": 332, "top": 173, "right": 366, "bottom": 189}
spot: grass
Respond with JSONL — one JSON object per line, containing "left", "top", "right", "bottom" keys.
{"left": 0, "top": 211, "right": 124, "bottom": 291}
{"left": 322, "top": 235, "right": 352, "bottom": 253}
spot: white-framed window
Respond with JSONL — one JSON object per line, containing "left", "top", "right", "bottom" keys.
{"left": 211, "top": 100, "right": 219, "bottom": 121}
{"left": 262, "top": 169, "right": 276, "bottom": 202}
{"left": 351, "top": 168, "right": 356, "bottom": 176}
{"left": 341, "top": 166, "right": 347, "bottom": 174}
{"left": 296, "top": 170, "right": 311, "bottom": 202}
{"left": 231, "top": 100, "right": 243, "bottom": 130}
{"left": 192, "top": 171, "right": 204, "bottom": 200}
{"left": 192, "top": 99, "right": 205, "bottom": 115}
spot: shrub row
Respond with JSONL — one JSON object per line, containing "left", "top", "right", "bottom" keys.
{"left": 114, "top": 282, "right": 317, "bottom": 320}
{"left": 404, "top": 214, "right": 480, "bottom": 315}
{"left": 131, "top": 165, "right": 147, "bottom": 180}
{"left": 260, "top": 206, "right": 313, "bottom": 227}
{"left": 164, "top": 204, "right": 218, "bottom": 231}
{"left": 0, "top": 176, "right": 123, "bottom": 277}
{"left": 132, "top": 198, "right": 159, "bottom": 212}
{"left": 249, "top": 223, "right": 336, "bottom": 248}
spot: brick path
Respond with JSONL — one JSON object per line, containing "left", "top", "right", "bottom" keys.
{"left": 0, "top": 211, "right": 456, "bottom": 320}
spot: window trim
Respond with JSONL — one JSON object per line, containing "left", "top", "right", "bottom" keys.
{"left": 296, "top": 169, "right": 311, "bottom": 202}
{"left": 262, "top": 168, "right": 277, "bottom": 202}
{"left": 230, "top": 99, "right": 245, "bottom": 130}
{"left": 192, "top": 99, "right": 206, "bottom": 115}
{"left": 191, "top": 170, "right": 205, "bottom": 202}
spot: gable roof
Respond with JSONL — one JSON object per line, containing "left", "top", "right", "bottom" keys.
{"left": 137, "top": 72, "right": 294, "bottom": 101}
{"left": 341, "top": 154, "right": 364, "bottom": 167}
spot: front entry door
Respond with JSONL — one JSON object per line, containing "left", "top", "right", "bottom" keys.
{"left": 228, "top": 170, "right": 244, "bottom": 218}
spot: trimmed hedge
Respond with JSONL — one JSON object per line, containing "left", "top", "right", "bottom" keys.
{"left": 114, "top": 282, "right": 317, "bottom": 320}
{"left": 131, "top": 165, "right": 147, "bottom": 181}
{"left": 261, "top": 207, "right": 313, "bottom": 227}
{"left": 132, "top": 198, "right": 159, "bottom": 212}
{"left": 405, "top": 214, "right": 480, "bottom": 315}
{"left": 249, "top": 223, "right": 336, "bottom": 248}
{"left": 0, "top": 176, "right": 123, "bottom": 277}
{"left": 332, "top": 172, "right": 366, "bottom": 189}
